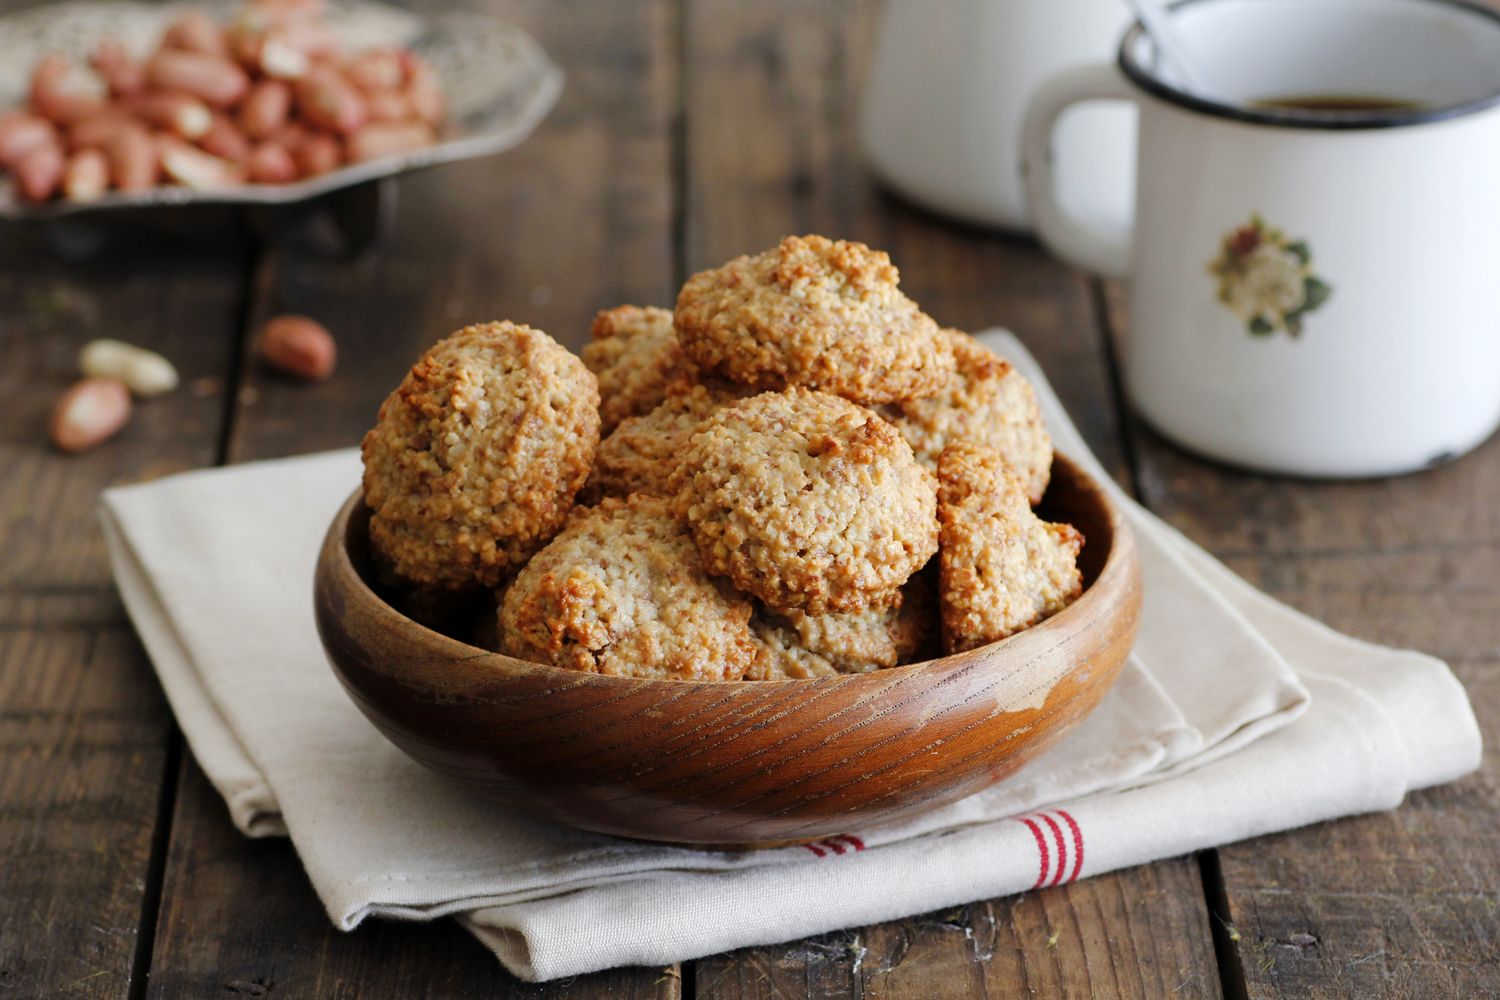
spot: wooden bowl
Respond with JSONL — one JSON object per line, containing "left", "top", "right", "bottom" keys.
{"left": 313, "top": 454, "right": 1141, "bottom": 847}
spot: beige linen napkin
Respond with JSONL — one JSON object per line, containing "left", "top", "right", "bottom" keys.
{"left": 99, "top": 330, "right": 1480, "bottom": 981}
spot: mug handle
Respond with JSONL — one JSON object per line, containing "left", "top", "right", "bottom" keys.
{"left": 1021, "top": 64, "right": 1138, "bottom": 279}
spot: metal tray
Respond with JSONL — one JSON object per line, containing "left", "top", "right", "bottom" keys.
{"left": 0, "top": 0, "right": 563, "bottom": 219}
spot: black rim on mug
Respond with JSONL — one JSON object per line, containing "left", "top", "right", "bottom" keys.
{"left": 1117, "top": 0, "right": 1500, "bottom": 130}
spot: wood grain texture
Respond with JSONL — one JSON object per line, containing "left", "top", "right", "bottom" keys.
{"left": 0, "top": 625, "right": 171, "bottom": 1000}
{"left": 1103, "top": 279, "right": 1500, "bottom": 998}
{"left": 0, "top": 218, "right": 246, "bottom": 1000}
{"left": 0, "top": 231, "right": 246, "bottom": 594}
{"left": 0, "top": 220, "right": 247, "bottom": 999}
{"left": 149, "top": 764, "right": 680, "bottom": 1000}
{"left": 682, "top": 1, "right": 1220, "bottom": 996}
{"left": 696, "top": 859, "right": 1221, "bottom": 1000}
{"left": 143, "top": 0, "right": 686, "bottom": 995}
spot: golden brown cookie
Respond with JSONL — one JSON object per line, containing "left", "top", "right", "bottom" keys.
{"left": 674, "top": 235, "right": 955, "bottom": 404}
{"left": 937, "top": 441, "right": 1083, "bottom": 653}
{"left": 498, "top": 494, "right": 757, "bottom": 680}
{"left": 672, "top": 388, "right": 939, "bottom": 614}
{"left": 580, "top": 305, "right": 696, "bottom": 435}
{"left": 879, "top": 329, "right": 1052, "bottom": 504}
{"left": 588, "top": 381, "right": 753, "bottom": 500}
{"left": 361, "top": 321, "right": 599, "bottom": 591}
{"left": 748, "top": 576, "right": 934, "bottom": 679}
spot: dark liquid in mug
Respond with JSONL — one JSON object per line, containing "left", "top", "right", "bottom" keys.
{"left": 1253, "top": 94, "right": 1428, "bottom": 113}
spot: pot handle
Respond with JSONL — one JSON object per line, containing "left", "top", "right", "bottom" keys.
{"left": 1021, "top": 63, "right": 1138, "bottom": 279}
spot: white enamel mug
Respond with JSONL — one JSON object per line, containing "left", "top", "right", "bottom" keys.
{"left": 1022, "top": 0, "right": 1500, "bottom": 477}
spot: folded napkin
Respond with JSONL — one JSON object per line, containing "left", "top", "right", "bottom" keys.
{"left": 100, "top": 330, "right": 1481, "bottom": 982}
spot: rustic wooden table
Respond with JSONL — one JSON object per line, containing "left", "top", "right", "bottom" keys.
{"left": 3, "top": 1, "right": 1497, "bottom": 997}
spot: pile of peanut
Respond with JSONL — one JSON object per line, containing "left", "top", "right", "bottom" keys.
{"left": 0, "top": 0, "right": 445, "bottom": 204}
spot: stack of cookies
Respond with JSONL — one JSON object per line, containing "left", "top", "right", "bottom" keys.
{"left": 359, "top": 235, "right": 1084, "bottom": 681}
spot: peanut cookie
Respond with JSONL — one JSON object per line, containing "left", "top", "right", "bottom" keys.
{"left": 880, "top": 329, "right": 1052, "bottom": 504}
{"left": 588, "top": 381, "right": 753, "bottom": 499}
{"left": 674, "top": 235, "right": 955, "bottom": 404}
{"left": 580, "top": 305, "right": 696, "bottom": 434}
{"left": 937, "top": 442, "right": 1083, "bottom": 653}
{"left": 498, "top": 494, "right": 757, "bottom": 680}
{"left": 362, "top": 321, "right": 599, "bottom": 591}
{"left": 749, "top": 576, "right": 934, "bottom": 679}
{"left": 672, "top": 388, "right": 939, "bottom": 613}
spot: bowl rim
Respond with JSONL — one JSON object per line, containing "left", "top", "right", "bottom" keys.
{"left": 319, "top": 451, "right": 1135, "bottom": 689}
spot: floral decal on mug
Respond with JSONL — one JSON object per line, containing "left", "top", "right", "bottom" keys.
{"left": 1208, "top": 215, "right": 1332, "bottom": 337}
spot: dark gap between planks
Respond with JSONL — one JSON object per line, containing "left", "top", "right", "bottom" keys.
{"left": 129, "top": 218, "right": 275, "bottom": 997}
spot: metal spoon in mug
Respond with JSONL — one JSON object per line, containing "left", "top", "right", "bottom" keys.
{"left": 1123, "top": 0, "right": 1220, "bottom": 101}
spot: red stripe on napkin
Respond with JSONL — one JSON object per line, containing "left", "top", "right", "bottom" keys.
{"left": 1058, "top": 809, "right": 1084, "bottom": 883}
{"left": 1019, "top": 817, "right": 1050, "bottom": 889}
{"left": 798, "top": 835, "right": 864, "bottom": 860}
{"left": 1042, "top": 813, "right": 1067, "bottom": 887}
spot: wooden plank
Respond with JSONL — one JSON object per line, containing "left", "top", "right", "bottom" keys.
{"left": 150, "top": 764, "right": 679, "bottom": 1000}
{"left": 697, "top": 861, "right": 1220, "bottom": 999}
{"left": 0, "top": 229, "right": 244, "bottom": 594}
{"left": 1103, "top": 282, "right": 1500, "bottom": 997}
{"left": 682, "top": 2, "right": 1219, "bottom": 997}
{"left": 143, "top": 1, "right": 684, "bottom": 995}
{"left": 0, "top": 222, "right": 250, "bottom": 998}
{"left": 0, "top": 624, "right": 171, "bottom": 1000}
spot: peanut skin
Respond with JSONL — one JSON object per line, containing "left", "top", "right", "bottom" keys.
{"left": 108, "top": 126, "right": 158, "bottom": 192}
{"left": 363, "top": 90, "right": 412, "bottom": 124}
{"left": 68, "top": 112, "right": 138, "bottom": 152}
{"left": 347, "top": 120, "right": 434, "bottom": 163}
{"left": 291, "top": 131, "right": 341, "bottom": 176}
{"left": 162, "top": 11, "right": 229, "bottom": 57}
{"left": 198, "top": 114, "right": 250, "bottom": 164}
{"left": 264, "top": 120, "right": 310, "bottom": 149}
{"left": 246, "top": 141, "right": 297, "bottom": 183}
{"left": 146, "top": 50, "right": 250, "bottom": 108}
{"left": 50, "top": 378, "right": 132, "bottom": 453}
{"left": 295, "top": 66, "right": 367, "bottom": 135}
{"left": 344, "top": 50, "right": 404, "bottom": 94}
{"left": 15, "top": 141, "right": 64, "bottom": 202}
{"left": 89, "top": 39, "right": 146, "bottom": 98}
{"left": 239, "top": 80, "right": 292, "bottom": 139}
{"left": 30, "top": 55, "right": 107, "bottom": 127}
{"left": 0, "top": 111, "right": 59, "bottom": 167}
{"left": 259, "top": 315, "right": 336, "bottom": 381}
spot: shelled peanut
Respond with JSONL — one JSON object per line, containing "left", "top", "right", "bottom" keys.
{"left": 1, "top": 0, "right": 445, "bottom": 204}
{"left": 258, "top": 315, "right": 337, "bottom": 381}
{"left": 50, "top": 378, "right": 132, "bottom": 453}
{"left": 48, "top": 339, "right": 182, "bottom": 453}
